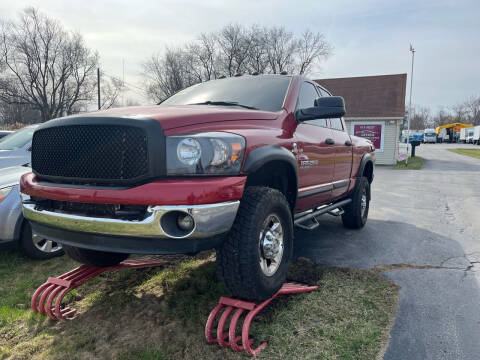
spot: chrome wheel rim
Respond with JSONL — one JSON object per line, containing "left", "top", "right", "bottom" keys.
{"left": 32, "top": 234, "right": 62, "bottom": 253}
{"left": 259, "top": 214, "right": 284, "bottom": 277}
{"left": 360, "top": 190, "right": 368, "bottom": 218}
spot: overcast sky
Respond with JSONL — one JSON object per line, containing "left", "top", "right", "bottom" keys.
{"left": 1, "top": 0, "right": 479, "bottom": 111}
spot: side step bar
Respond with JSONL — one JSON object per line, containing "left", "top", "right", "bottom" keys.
{"left": 294, "top": 199, "right": 352, "bottom": 230}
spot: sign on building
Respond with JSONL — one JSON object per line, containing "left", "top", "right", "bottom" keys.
{"left": 350, "top": 122, "right": 385, "bottom": 152}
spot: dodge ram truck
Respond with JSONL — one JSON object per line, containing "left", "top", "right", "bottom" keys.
{"left": 20, "top": 74, "right": 375, "bottom": 301}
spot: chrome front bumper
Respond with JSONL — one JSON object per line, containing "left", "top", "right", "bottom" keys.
{"left": 22, "top": 195, "right": 239, "bottom": 240}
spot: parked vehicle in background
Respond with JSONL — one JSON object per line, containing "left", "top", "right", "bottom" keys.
{"left": 0, "top": 125, "right": 38, "bottom": 169}
{"left": 437, "top": 128, "right": 447, "bottom": 143}
{"left": 0, "top": 131, "right": 13, "bottom": 139}
{"left": 466, "top": 128, "right": 475, "bottom": 144}
{"left": 460, "top": 128, "right": 468, "bottom": 143}
{"left": 402, "top": 130, "right": 423, "bottom": 143}
{"left": 20, "top": 74, "right": 375, "bottom": 301}
{"left": 423, "top": 128, "right": 437, "bottom": 143}
{"left": 0, "top": 165, "right": 63, "bottom": 259}
{"left": 473, "top": 126, "right": 480, "bottom": 145}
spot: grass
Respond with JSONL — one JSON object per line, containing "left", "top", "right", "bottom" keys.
{"left": 0, "top": 252, "right": 398, "bottom": 360}
{"left": 393, "top": 156, "right": 424, "bottom": 170}
{"left": 448, "top": 148, "right": 480, "bottom": 159}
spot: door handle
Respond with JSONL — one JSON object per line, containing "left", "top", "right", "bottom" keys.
{"left": 325, "top": 138, "right": 335, "bottom": 145}
{"left": 345, "top": 140, "right": 352, "bottom": 146}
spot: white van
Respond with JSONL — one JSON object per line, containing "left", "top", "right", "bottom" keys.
{"left": 423, "top": 128, "right": 437, "bottom": 143}
{"left": 472, "top": 126, "right": 480, "bottom": 145}
{"left": 460, "top": 128, "right": 468, "bottom": 143}
{"left": 466, "top": 128, "right": 475, "bottom": 144}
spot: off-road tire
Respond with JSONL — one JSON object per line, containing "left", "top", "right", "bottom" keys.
{"left": 217, "top": 186, "right": 293, "bottom": 301}
{"left": 62, "top": 244, "right": 129, "bottom": 267}
{"left": 20, "top": 221, "right": 64, "bottom": 260}
{"left": 342, "top": 176, "right": 370, "bottom": 229}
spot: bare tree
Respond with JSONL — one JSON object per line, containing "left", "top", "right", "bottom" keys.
{"left": 464, "top": 96, "right": 480, "bottom": 125}
{"left": 142, "top": 24, "right": 332, "bottom": 102}
{"left": 184, "top": 33, "right": 218, "bottom": 81}
{"left": 409, "top": 105, "right": 432, "bottom": 130}
{"left": 217, "top": 24, "right": 253, "bottom": 76}
{"left": 244, "top": 25, "right": 269, "bottom": 74}
{"left": 295, "top": 30, "right": 332, "bottom": 75}
{"left": 143, "top": 48, "right": 199, "bottom": 103}
{"left": 100, "top": 75, "right": 123, "bottom": 110}
{"left": 264, "top": 27, "right": 298, "bottom": 74}
{"left": 432, "top": 107, "right": 454, "bottom": 127}
{"left": 0, "top": 7, "right": 98, "bottom": 121}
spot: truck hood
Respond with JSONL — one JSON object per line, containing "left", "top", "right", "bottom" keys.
{"left": 64, "top": 105, "right": 279, "bottom": 130}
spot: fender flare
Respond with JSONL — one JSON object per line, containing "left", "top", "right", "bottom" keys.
{"left": 243, "top": 145, "right": 298, "bottom": 179}
{"left": 357, "top": 152, "right": 375, "bottom": 180}
{"left": 243, "top": 145, "right": 299, "bottom": 205}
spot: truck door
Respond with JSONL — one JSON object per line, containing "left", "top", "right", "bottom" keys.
{"left": 328, "top": 117, "right": 353, "bottom": 200}
{"left": 294, "top": 81, "right": 335, "bottom": 211}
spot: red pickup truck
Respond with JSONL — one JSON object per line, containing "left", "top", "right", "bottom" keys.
{"left": 21, "top": 74, "right": 375, "bottom": 301}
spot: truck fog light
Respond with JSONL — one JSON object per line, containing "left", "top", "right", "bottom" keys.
{"left": 177, "top": 213, "right": 194, "bottom": 231}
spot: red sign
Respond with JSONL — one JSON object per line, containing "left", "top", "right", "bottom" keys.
{"left": 353, "top": 124, "right": 383, "bottom": 150}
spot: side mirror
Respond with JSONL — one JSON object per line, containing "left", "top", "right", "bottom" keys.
{"left": 296, "top": 96, "right": 346, "bottom": 122}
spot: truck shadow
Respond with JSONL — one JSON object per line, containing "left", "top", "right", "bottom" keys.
{"left": 293, "top": 217, "right": 472, "bottom": 269}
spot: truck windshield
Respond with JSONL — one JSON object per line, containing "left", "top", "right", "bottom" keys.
{"left": 160, "top": 76, "right": 292, "bottom": 112}
{"left": 0, "top": 126, "right": 35, "bottom": 150}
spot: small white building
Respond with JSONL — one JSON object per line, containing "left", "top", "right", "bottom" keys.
{"left": 316, "top": 74, "right": 407, "bottom": 165}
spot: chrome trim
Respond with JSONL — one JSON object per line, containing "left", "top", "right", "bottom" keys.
{"left": 21, "top": 194, "right": 239, "bottom": 240}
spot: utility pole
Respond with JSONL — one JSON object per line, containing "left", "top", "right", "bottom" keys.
{"left": 122, "top": 59, "right": 125, "bottom": 107}
{"left": 406, "top": 44, "right": 415, "bottom": 166}
{"left": 97, "top": 68, "right": 101, "bottom": 110}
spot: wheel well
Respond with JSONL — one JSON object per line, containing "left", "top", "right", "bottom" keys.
{"left": 245, "top": 161, "right": 297, "bottom": 210}
{"left": 363, "top": 161, "right": 373, "bottom": 183}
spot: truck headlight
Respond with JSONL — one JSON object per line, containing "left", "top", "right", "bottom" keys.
{"left": 167, "top": 132, "right": 245, "bottom": 175}
{"left": 0, "top": 185, "right": 14, "bottom": 203}
{"left": 177, "top": 138, "right": 202, "bottom": 165}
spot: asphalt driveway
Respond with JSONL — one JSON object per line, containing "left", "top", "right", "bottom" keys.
{"left": 295, "top": 143, "right": 480, "bottom": 360}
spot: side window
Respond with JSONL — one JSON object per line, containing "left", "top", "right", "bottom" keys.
{"left": 296, "top": 82, "right": 319, "bottom": 110}
{"left": 296, "top": 82, "right": 328, "bottom": 127}
{"left": 318, "top": 87, "right": 330, "bottom": 97}
{"left": 329, "top": 118, "right": 344, "bottom": 131}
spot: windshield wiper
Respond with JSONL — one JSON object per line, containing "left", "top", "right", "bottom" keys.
{"left": 189, "top": 101, "right": 259, "bottom": 110}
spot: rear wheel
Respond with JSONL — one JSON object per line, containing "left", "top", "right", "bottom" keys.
{"left": 62, "top": 244, "right": 129, "bottom": 267}
{"left": 20, "top": 221, "right": 64, "bottom": 260}
{"left": 342, "top": 176, "right": 370, "bottom": 229}
{"left": 217, "top": 187, "right": 293, "bottom": 301}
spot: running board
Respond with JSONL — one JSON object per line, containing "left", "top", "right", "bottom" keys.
{"left": 294, "top": 199, "right": 351, "bottom": 229}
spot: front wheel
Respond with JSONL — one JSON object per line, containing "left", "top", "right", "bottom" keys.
{"left": 342, "top": 176, "right": 370, "bottom": 229}
{"left": 62, "top": 245, "right": 129, "bottom": 267}
{"left": 217, "top": 187, "right": 293, "bottom": 301}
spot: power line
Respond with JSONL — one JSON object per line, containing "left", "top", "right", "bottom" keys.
{"left": 100, "top": 70, "right": 146, "bottom": 93}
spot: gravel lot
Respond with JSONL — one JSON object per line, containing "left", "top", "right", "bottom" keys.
{"left": 295, "top": 143, "right": 480, "bottom": 360}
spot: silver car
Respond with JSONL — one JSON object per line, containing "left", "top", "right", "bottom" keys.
{"left": 0, "top": 125, "right": 38, "bottom": 169}
{"left": 0, "top": 165, "right": 63, "bottom": 259}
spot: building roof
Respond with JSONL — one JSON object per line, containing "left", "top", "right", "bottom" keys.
{"left": 315, "top": 74, "right": 407, "bottom": 118}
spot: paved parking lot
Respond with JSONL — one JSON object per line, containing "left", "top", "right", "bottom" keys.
{"left": 295, "top": 143, "right": 480, "bottom": 360}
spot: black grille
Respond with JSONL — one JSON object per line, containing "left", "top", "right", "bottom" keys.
{"left": 32, "top": 125, "right": 149, "bottom": 184}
